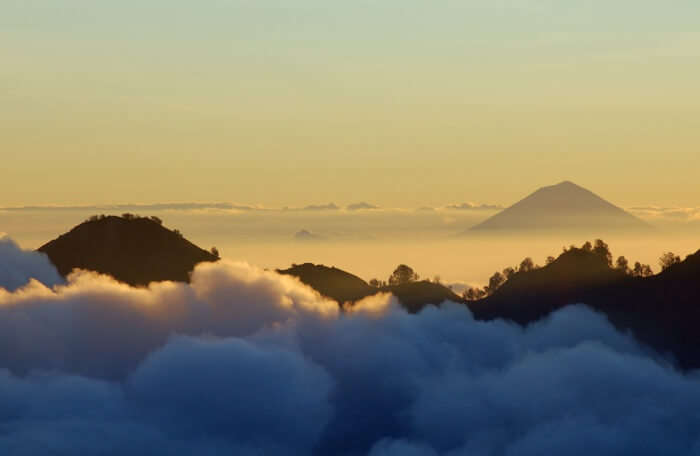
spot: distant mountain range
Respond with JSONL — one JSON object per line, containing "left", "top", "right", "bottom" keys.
{"left": 294, "top": 229, "right": 326, "bottom": 241}
{"left": 469, "top": 181, "right": 649, "bottom": 232}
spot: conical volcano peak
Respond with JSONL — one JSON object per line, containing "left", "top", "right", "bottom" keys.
{"left": 469, "top": 181, "right": 649, "bottom": 232}
{"left": 535, "top": 180, "right": 589, "bottom": 194}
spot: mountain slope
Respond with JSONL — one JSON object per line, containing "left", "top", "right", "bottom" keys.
{"left": 469, "top": 247, "right": 700, "bottom": 370}
{"left": 380, "top": 280, "right": 464, "bottom": 313}
{"left": 278, "top": 263, "right": 375, "bottom": 304}
{"left": 470, "top": 181, "right": 648, "bottom": 232}
{"left": 38, "top": 215, "right": 218, "bottom": 286}
{"left": 278, "top": 263, "right": 463, "bottom": 311}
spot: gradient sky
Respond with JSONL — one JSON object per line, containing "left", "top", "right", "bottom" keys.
{"left": 3, "top": 1, "right": 699, "bottom": 207}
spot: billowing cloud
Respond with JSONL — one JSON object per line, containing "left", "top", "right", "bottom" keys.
{"left": 0, "top": 260, "right": 338, "bottom": 379}
{"left": 0, "top": 236, "right": 63, "bottom": 291}
{"left": 1, "top": 238, "right": 700, "bottom": 455}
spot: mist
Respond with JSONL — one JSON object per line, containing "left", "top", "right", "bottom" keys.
{"left": 3, "top": 206, "right": 698, "bottom": 287}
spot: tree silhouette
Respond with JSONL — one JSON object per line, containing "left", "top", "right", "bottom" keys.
{"left": 593, "top": 239, "right": 613, "bottom": 266}
{"left": 485, "top": 271, "right": 506, "bottom": 296}
{"left": 388, "top": 264, "right": 419, "bottom": 286}
{"left": 659, "top": 252, "right": 681, "bottom": 271}
{"left": 463, "top": 287, "right": 486, "bottom": 301}
{"left": 615, "top": 256, "right": 630, "bottom": 274}
{"left": 632, "top": 262, "right": 653, "bottom": 277}
{"left": 502, "top": 267, "right": 516, "bottom": 280}
{"left": 519, "top": 257, "right": 536, "bottom": 273}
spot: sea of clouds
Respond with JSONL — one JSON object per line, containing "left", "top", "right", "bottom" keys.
{"left": 1, "top": 235, "right": 700, "bottom": 455}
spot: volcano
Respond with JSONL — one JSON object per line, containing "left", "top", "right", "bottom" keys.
{"left": 469, "top": 181, "right": 649, "bottom": 232}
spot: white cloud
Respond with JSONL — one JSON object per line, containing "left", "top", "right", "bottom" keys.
{"left": 0, "top": 239, "right": 699, "bottom": 455}
{"left": 0, "top": 237, "right": 63, "bottom": 292}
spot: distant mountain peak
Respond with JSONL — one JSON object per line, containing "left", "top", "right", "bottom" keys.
{"left": 294, "top": 229, "right": 325, "bottom": 241}
{"left": 469, "top": 181, "right": 649, "bottom": 232}
{"left": 534, "top": 180, "right": 589, "bottom": 194}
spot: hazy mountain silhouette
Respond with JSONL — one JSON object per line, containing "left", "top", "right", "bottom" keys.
{"left": 38, "top": 215, "right": 218, "bottom": 286}
{"left": 469, "top": 247, "right": 700, "bottom": 370}
{"left": 294, "top": 230, "right": 325, "bottom": 241}
{"left": 469, "top": 181, "right": 649, "bottom": 232}
{"left": 279, "top": 263, "right": 462, "bottom": 309}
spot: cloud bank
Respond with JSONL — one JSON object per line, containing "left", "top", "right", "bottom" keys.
{"left": 1, "top": 239, "right": 700, "bottom": 455}
{"left": 0, "top": 202, "right": 260, "bottom": 213}
{"left": 347, "top": 202, "right": 380, "bottom": 211}
{"left": 445, "top": 202, "right": 504, "bottom": 211}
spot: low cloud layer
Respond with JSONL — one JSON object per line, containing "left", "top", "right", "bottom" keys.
{"left": 293, "top": 203, "right": 341, "bottom": 212}
{"left": 629, "top": 206, "right": 700, "bottom": 222}
{"left": 1, "top": 240, "right": 700, "bottom": 455}
{"left": 445, "top": 202, "right": 504, "bottom": 211}
{"left": 0, "top": 202, "right": 260, "bottom": 213}
{"left": 347, "top": 202, "right": 380, "bottom": 211}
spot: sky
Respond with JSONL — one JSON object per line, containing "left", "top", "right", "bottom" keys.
{"left": 3, "top": 5, "right": 700, "bottom": 453}
{"left": 2, "top": 0, "right": 700, "bottom": 208}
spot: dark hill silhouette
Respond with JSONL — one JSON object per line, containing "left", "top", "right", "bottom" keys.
{"left": 379, "top": 281, "right": 463, "bottom": 313}
{"left": 284, "top": 250, "right": 700, "bottom": 370}
{"left": 469, "top": 181, "right": 649, "bottom": 232}
{"left": 278, "top": 263, "right": 375, "bottom": 304}
{"left": 470, "top": 248, "right": 625, "bottom": 323}
{"left": 38, "top": 215, "right": 218, "bottom": 286}
{"left": 469, "top": 247, "right": 700, "bottom": 370}
{"left": 278, "top": 263, "right": 462, "bottom": 310}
